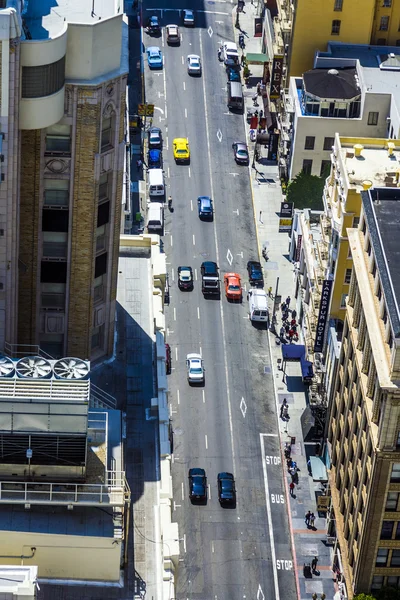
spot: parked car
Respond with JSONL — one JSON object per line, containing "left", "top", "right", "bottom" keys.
{"left": 186, "top": 353, "right": 204, "bottom": 384}
{"left": 232, "top": 141, "right": 249, "bottom": 164}
{"left": 147, "top": 46, "right": 163, "bottom": 69}
{"left": 247, "top": 260, "right": 264, "bottom": 287}
{"left": 178, "top": 266, "right": 193, "bottom": 291}
{"left": 183, "top": 9, "right": 195, "bottom": 26}
{"left": 189, "top": 468, "right": 207, "bottom": 502}
{"left": 165, "top": 343, "right": 171, "bottom": 374}
{"left": 197, "top": 196, "right": 213, "bottom": 220}
{"left": 224, "top": 273, "right": 242, "bottom": 302}
{"left": 148, "top": 127, "right": 162, "bottom": 149}
{"left": 148, "top": 149, "right": 162, "bottom": 169}
{"left": 217, "top": 472, "right": 236, "bottom": 506}
{"left": 173, "top": 138, "right": 190, "bottom": 162}
{"left": 166, "top": 24, "right": 180, "bottom": 45}
{"left": 227, "top": 67, "right": 240, "bottom": 82}
{"left": 187, "top": 54, "right": 202, "bottom": 76}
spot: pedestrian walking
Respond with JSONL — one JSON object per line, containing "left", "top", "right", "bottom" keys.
{"left": 289, "top": 482, "right": 295, "bottom": 496}
{"left": 136, "top": 158, "right": 143, "bottom": 171}
{"left": 281, "top": 302, "right": 286, "bottom": 312}
{"left": 280, "top": 398, "right": 287, "bottom": 418}
{"left": 305, "top": 511, "right": 311, "bottom": 526}
{"left": 259, "top": 210, "right": 263, "bottom": 224}
{"left": 310, "top": 513, "right": 315, "bottom": 528}
{"left": 280, "top": 326, "right": 285, "bottom": 340}
{"left": 286, "top": 296, "right": 291, "bottom": 306}
{"left": 307, "top": 458, "right": 312, "bottom": 475}
{"left": 311, "top": 556, "right": 319, "bottom": 572}
{"left": 268, "top": 286, "right": 273, "bottom": 297}
{"left": 285, "top": 324, "right": 290, "bottom": 334}
{"left": 292, "top": 309, "right": 297, "bottom": 319}
{"left": 240, "top": 53, "right": 245, "bottom": 66}
{"left": 282, "top": 404, "right": 289, "bottom": 420}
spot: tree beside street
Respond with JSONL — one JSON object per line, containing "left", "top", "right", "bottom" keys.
{"left": 286, "top": 171, "right": 325, "bottom": 210}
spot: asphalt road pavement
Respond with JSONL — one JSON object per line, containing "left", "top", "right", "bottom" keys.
{"left": 142, "top": 2, "right": 297, "bottom": 598}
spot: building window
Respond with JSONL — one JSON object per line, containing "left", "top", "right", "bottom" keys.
{"left": 304, "top": 136, "right": 315, "bottom": 150}
{"left": 353, "top": 216, "right": 360, "bottom": 228}
{"left": 387, "top": 577, "right": 400, "bottom": 589}
{"left": 391, "top": 550, "right": 400, "bottom": 566}
{"left": 380, "top": 16, "right": 389, "bottom": 31}
{"left": 383, "top": 0, "right": 392, "bottom": 6}
{"left": 376, "top": 549, "right": 389, "bottom": 566}
{"left": 340, "top": 293, "right": 348, "bottom": 308}
{"left": 22, "top": 56, "right": 65, "bottom": 99}
{"left": 368, "top": 111, "right": 379, "bottom": 125}
{"left": 45, "top": 124, "right": 71, "bottom": 154}
{"left": 44, "top": 179, "right": 69, "bottom": 207}
{"left": 101, "top": 116, "right": 114, "bottom": 151}
{"left": 391, "top": 463, "right": 400, "bottom": 482}
{"left": 96, "top": 225, "right": 107, "bottom": 254}
{"left": 99, "top": 172, "right": 112, "bottom": 202}
{"left": 94, "top": 274, "right": 106, "bottom": 304}
{"left": 345, "top": 268, "right": 352, "bottom": 284}
{"left": 331, "top": 20, "right": 341, "bottom": 35}
{"left": 372, "top": 576, "right": 384, "bottom": 591}
{"left": 334, "top": 0, "right": 343, "bottom": 9}
{"left": 386, "top": 492, "right": 400, "bottom": 511}
{"left": 91, "top": 324, "right": 105, "bottom": 351}
{"left": 97, "top": 201, "right": 110, "bottom": 227}
{"left": 320, "top": 160, "right": 331, "bottom": 177}
{"left": 95, "top": 252, "right": 107, "bottom": 278}
{"left": 323, "top": 137, "right": 335, "bottom": 151}
{"left": 302, "top": 159, "right": 312, "bottom": 175}
{"left": 381, "top": 521, "right": 394, "bottom": 539}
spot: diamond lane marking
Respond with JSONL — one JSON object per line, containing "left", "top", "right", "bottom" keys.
{"left": 208, "top": 26, "right": 213, "bottom": 37}
{"left": 226, "top": 248, "right": 233, "bottom": 265}
{"left": 257, "top": 585, "right": 265, "bottom": 600}
{"left": 217, "top": 129, "right": 223, "bottom": 142}
{"left": 240, "top": 397, "right": 247, "bottom": 418}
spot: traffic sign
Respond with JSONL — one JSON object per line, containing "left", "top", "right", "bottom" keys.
{"left": 138, "top": 103, "right": 155, "bottom": 117}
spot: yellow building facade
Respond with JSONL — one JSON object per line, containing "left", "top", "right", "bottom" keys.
{"left": 287, "top": 0, "right": 400, "bottom": 77}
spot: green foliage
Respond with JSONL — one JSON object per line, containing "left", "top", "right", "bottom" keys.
{"left": 376, "top": 587, "right": 400, "bottom": 600}
{"left": 243, "top": 65, "right": 250, "bottom": 78}
{"left": 353, "top": 593, "right": 377, "bottom": 600}
{"left": 286, "top": 171, "right": 325, "bottom": 210}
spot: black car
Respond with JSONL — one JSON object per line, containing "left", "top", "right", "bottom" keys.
{"left": 217, "top": 472, "right": 236, "bottom": 505}
{"left": 201, "top": 261, "right": 219, "bottom": 277}
{"left": 147, "top": 15, "right": 161, "bottom": 34}
{"left": 189, "top": 468, "right": 207, "bottom": 502}
{"left": 197, "top": 196, "right": 213, "bottom": 220}
{"left": 148, "top": 127, "right": 162, "bottom": 149}
{"left": 247, "top": 260, "right": 264, "bottom": 287}
{"left": 148, "top": 149, "right": 162, "bottom": 169}
{"left": 178, "top": 266, "right": 193, "bottom": 290}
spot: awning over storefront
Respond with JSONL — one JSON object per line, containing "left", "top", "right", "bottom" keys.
{"left": 245, "top": 52, "right": 269, "bottom": 65}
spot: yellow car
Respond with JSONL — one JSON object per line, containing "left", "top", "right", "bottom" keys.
{"left": 173, "top": 138, "right": 190, "bottom": 163}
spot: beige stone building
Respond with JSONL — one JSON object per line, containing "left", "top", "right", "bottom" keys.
{"left": 327, "top": 186, "right": 400, "bottom": 596}
{"left": 0, "top": 0, "right": 127, "bottom": 360}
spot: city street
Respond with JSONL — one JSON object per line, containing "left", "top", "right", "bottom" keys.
{"left": 143, "top": 1, "right": 297, "bottom": 598}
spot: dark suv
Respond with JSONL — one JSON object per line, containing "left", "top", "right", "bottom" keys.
{"left": 247, "top": 260, "right": 264, "bottom": 287}
{"left": 201, "top": 261, "right": 218, "bottom": 277}
{"left": 217, "top": 472, "right": 236, "bottom": 506}
{"left": 189, "top": 468, "right": 207, "bottom": 502}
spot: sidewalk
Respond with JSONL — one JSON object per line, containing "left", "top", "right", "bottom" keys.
{"left": 233, "top": 6, "right": 336, "bottom": 600}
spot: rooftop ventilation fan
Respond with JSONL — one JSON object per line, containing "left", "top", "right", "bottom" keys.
{"left": 53, "top": 357, "right": 90, "bottom": 380}
{"left": 16, "top": 356, "right": 52, "bottom": 379}
{"left": 0, "top": 356, "right": 15, "bottom": 378}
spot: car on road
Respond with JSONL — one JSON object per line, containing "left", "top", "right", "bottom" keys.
{"left": 197, "top": 196, "right": 213, "bottom": 220}
{"left": 232, "top": 141, "right": 249, "bottom": 164}
{"left": 148, "top": 127, "right": 162, "bottom": 149}
{"left": 148, "top": 149, "right": 162, "bottom": 169}
{"left": 183, "top": 9, "right": 195, "bottom": 26}
{"left": 173, "top": 138, "right": 190, "bottom": 163}
{"left": 247, "top": 260, "right": 264, "bottom": 287}
{"left": 227, "top": 67, "right": 240, "bottom": 82}
{"left": 187, "top": 54, "right": 201, "bottom": 76}
{"left": 217, "top": 472, "right": 236, "bottom": 505}
{"left": 186, "top": 353, "right": 204, "bottom": 384}
{"left": 188, "top": 468, "right": 207, "bottom": 502}
{"left": 147, "top": 15, "right": 161, "bottom": 35}
{"left": 166, "top": 24, "right": 180, "bottom": 45}
{"left": 147, "top": 46, "right": 163, "bottom": 69}
{"left": 165, "top": 343, "right": 172, "bottom": 374}
{"left": 201, "top": 261, "right": 218, "bottom": 277}
{"left": 177, "top": 266, "right": 193, "bottom": 291}
{"left": 224, "top": 273, "right": 242, "bottom": 302}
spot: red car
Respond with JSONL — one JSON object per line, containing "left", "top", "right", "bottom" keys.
{"left": 224, "top": 272, "right": 242, "bottom": 302}
{"left": 165, "top": 343, "right": 172, "bottom": 374}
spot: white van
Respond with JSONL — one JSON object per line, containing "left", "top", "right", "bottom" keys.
{"left": 148, "top": 168, "right": 165, "bottom": 197}
{"left": 248, "top": 288, "right": 269, "bottom": 322}
{"left": 147, "top": 203, "right": 164, "bottom": 233}
{"left": 223, "top": 42, "right": 239, "bottom": 66}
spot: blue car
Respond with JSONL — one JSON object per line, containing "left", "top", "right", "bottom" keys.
{"left": 147, "top": 46, "right": 163, "bottom": 69}
{"left": 227, "top": 68, "right": 240, "bottom": 82}
{"left": 188, "top": 468, "right": 207, "bottom": 502}
{"left": 197, "top": 196, "right": 213, "bottom": 220}
{"left": 148, "top": 149, "right": 162, "bottom": 169}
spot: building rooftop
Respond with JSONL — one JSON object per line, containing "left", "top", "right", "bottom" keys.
{"left": 303, "top": 67, "right": 360, "bottom": 100}
{"left": 23, "top": 0, "right": 119, "bottom": 40}
{"left": 361, "top": 188, "right": 400, "bottom": 337}
{"left": 338, "top": 138, "right": 400, "bottom": 192}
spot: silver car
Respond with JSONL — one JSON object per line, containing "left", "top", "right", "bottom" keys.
{"left": 187, "top": 54, "right": 201, "bottom": 76}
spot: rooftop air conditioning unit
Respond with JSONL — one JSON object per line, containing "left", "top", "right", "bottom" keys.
{"left": 0, "top": 356, "right": 15, "bottom": 378}
{"left": 53, "top": 357, "right": 90, "bottom": 380}
{"left": 16, "top": 356, "right": 52, "bottom": 379}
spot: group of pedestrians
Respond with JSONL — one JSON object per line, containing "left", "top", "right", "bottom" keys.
{"left": 279, "top": 296, "right": 299, "bottom": 343}
{"left": 305, "top": 510, "right": 316, "bottom": 529}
